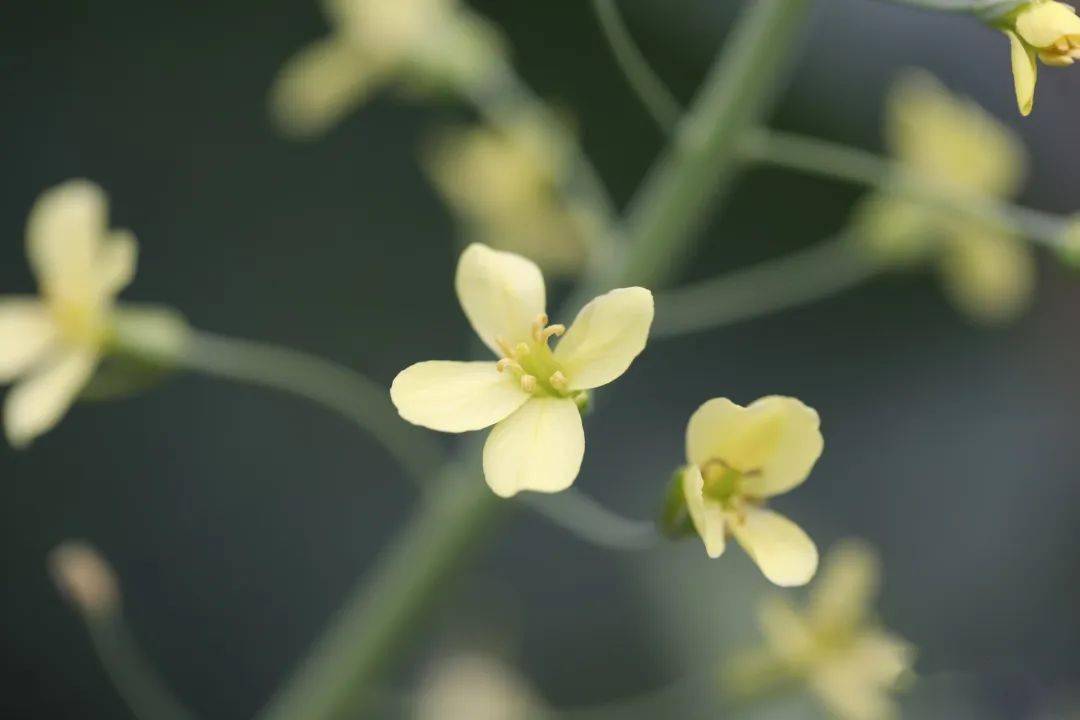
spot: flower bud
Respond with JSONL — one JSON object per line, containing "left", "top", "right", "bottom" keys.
{"left": 49, "top": 541, "right": 120, "bottom": 618}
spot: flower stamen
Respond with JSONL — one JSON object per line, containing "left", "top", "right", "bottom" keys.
{"left": 519, "top": 375, "right": 537, "bottom": 393}
{"left": 549, "top": 371, "right": 568, "bottom": 392}
{"left": 496, "top": 358, "right": 524, "bottom": 375}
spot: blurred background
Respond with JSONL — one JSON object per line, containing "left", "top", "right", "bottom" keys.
{"left": 2, "top": 0, "right": 1079, "bottom": 717}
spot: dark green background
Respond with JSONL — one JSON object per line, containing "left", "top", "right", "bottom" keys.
{"left": 2, "top": 1, "right": 1078, "bottom": 717}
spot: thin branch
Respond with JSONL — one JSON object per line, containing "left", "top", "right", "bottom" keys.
{"left": 738, "top": 128, "right": 1069, "bottom": 250}
{"left": 653, "top": 234, "right": 883, "bottom": 338}
{"left": 174, "top": 330, "right": 445, "bottom": 487}
{"left": 591, "top": 0, "right": 682, "bottom": 133}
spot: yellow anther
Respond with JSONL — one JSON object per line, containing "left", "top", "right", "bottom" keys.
{"left": 531, "top": 313, "right": 550, "bottom": 342}
{"left": 541, "top": 324, "right": 565, "bottom": 342}
{"left": 519, "top": 375, "right": 537, "bottom": 393}
{"left": 497, "top": 358, "right": 523, "bottom": 374}
{"left": 514, "top": 342, "right": 531, "bottom": 357}
{"left": 549, "top": 371, "right": 568, "bottom": 392}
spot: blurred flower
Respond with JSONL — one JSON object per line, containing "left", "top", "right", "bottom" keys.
{"left": 48, "top": 540, "right": 121, "bottom": 618}
{"left": 271, "top": 0, "right": 505, "bottom": 138}
{"left": 680, "top": 396, "right": 822, "bottom": 587}
{"left": 424, "top": 119, "right": 588, "bottom": 276}
{"left": 391, "top": 243, "right": 653, "bottom": 497}
{"left": 414, "top": 652, "right": 542, "bottom": 720}
{"left": 855, "top": 71, "right": 1035, "bottom": 324}
{"left": 0, "top": 181, "right": 188, "bottom": 447}
{"left": 0, "top": 181, "right": 136, "bottom": 447}
{"left": 996, "top": 0, "right": 1080, "bottom": 115}
{"left": 727, "top": 540, "right": 915, "bottom": 720}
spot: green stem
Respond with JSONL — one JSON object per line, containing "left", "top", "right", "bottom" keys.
{"left": 522, "top": 489, "right": 659, "bottom": 551}
{"left": 84, "top": 613, "right": 199, "bottom": 720}
{"left": 259, "top": 3, "right": 811, "bottom": 719}
{"left": 259, "top": 451, "right": 505, "bottom": 720}
{"left": 738, "top": 128, "right": 1069, "bottom": 249}
{"left": 653, "top": 233, "right": 883, "bottom": 338}
{"left": 591, "top": 0, "right": 682, "bottom": 133}
{"left": 618, "top": 0, "right": 810, "bottom": 288}
{"left": 174, "top": 330, "right": 445, "bottom": 487}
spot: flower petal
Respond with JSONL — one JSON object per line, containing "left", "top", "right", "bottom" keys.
{"left": 681, "top": 464, "right": 726, "bottom": 558}
{"left": 758, "top": 595, "right": 814, "bottom": 660}
{"left": 809, "top": 539, "right": 880, "bottom": 632}
{"left": 269, "top": 37, "right": 381, "bottom": 139}
{"left": 455, "top": 243, "right": 546, "bottom": 357}
{"left": 26, "top": 180, "right": 108, "bottom": 295}
{"left": 0, "top": 298, "right": 57, "bottom": 382}
{"left": 940, "top": 229, "right": 1035, "bottom": 324}
{"left": 552, "top": 287, "right": 653, "bottom": 390}
{"left": 1016, "top": 2, "right": 1080, "bottom": 48}
{"left": 390, "top": 360, "right": 529, "bottom": 433}
{"left": 4, "top": 348, "right": 97, "bottom": 448}
{"left": 482, "top": 397, "right": 583, "bottom": 497}
{"left": 1006, "top": 30, "right": 1038, "bottom": 117}
{"left": 686, "top": 396, "right": 823, "bottom": 497}
{"left": 730, "top": 506, "right": 818, "bottom": 587}
{"left": 809, "top": 631, "right": 913, "bottom": 720}
{"left": 98, "top": 230, "right": 138, "bottom": 296}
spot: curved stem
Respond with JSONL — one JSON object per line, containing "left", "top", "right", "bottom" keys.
{"left": 653, "top": 234, "right": 883, "bottom": 338}
{"left": 522, "top": 488, "right": 660, "bottom": 551}
{"left": 174, "top": 330, "right": 444, "bottom": 487}
{"left": 591, "top": 0, "right": 682, "bottom": 133}
{"left": 83, "top": 613, "right": 200, "bottom": 720}
{"left": 739, "top": 128, "right": 1069, "bottom": 249}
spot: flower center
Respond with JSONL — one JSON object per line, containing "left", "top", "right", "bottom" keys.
{"left": 1038, "top": 34, "right": 1080, "bottom": 64}
{"left": 495, "top": 313, "right": 573, "bottom": 398}
{"left": 700, "top": 458, "right": 762, "bottom": 511}
{"left": 50, "top": 297, "right": 109, "bottom": 349}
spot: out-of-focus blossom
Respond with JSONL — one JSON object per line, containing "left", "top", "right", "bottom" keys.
{"left": 727, "top": 540, "right": 915, "bottom": 720}
{"left": 424, "top": 119, "right": 588, "bottom": 276}
{"left": 995, "top": 0, "right": 1080, "bottom": 115}
{"left": 391, "top": 243, "right": 653, "bottom": 497}
{"left": 680, "top": 396, "right": 822, "bottom": 587}
{"left": 48, "top": 540, "right": 121, "bottom": 618}
{"left": 1, "top": 182, "right": 128, "bottom": 446}
{"left": 0, "top": 181, "right": 187, "bottom": 447}
{"left": 270, "top": 0, "right": 505, "bottom": 138}
{"left": 855, "top": 71, "right": 1035, "bottom": 324}
{"left": 414, "top": 652, "right": 542, "bottom": 720}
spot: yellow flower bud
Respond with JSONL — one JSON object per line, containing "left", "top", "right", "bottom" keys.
{"left": 999, "top": 1, "right": 1080, "bottom": 115}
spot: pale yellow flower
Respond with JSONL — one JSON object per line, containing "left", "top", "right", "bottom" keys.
{"left": 729, "top": 540, "right": 915, "bottom": 720}
{"left": 0, "top": 181, "right": 137, "bottom": 447}
{"left": 680, "top": 396, "right": 822, "bottom": 587}
{"left": 424, "top": 119, "right": 587, "bottom": 276}
{"left": 998, "top": 0, "right": 1080, "bottom": 115}
{"left": 271, "top": 0, "right": 504, "bottom": 138}
{"left": 391, "top": 243, "right": 653, "bottom": 497}
{"left": 414, "top": 653, "right": 541, "bottom": 720}
{"left": 856, "top": 71, "right": 1035, "bottom": 324}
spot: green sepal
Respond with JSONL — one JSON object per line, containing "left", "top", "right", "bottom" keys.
{"left": 658, "top": 467, "right": 695, "bottom": 539}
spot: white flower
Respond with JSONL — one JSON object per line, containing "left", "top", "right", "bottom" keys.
{"left": 681, "top": 396, "right": 823, "bottom": 586}
{"left": 270, "top": 0, "right": 504, "bottom": 138}
{"left": 414, "top": 652, "right": 541, "bottom": 720}
{"left": 0, "top": 180, "right": 136, "bottom": 447}
{"left": 730, "top": 540, "right": 916, "bottom": 720}
{"left": 391, "top": 243, "right": 653, "bottom": 497}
